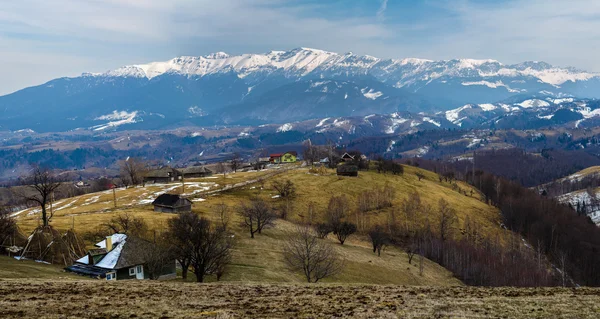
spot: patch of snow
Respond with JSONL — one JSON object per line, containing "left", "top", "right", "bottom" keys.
{"left": 316, "top": 118, "right": 330, "bottom": 127}
{"left": 422, "top": 117, "right": 441, "bottom": 127}
{"left": 91, "top": 110, "right": 138, "bottom": 131}
{"left": 277, "top": 123, "right": 293, "bottom": 132}
{"left": 461, "top": 80, "right": 522, "bottom": 93}
{"left": 446, "top": 104, "right": 472, "bottom": 123}
{"left": 517, "top": 99, "right": 550, "bottom": 108}
{"left": 361, "top": 88, "right": 383, "bottom": 100}
{"left": 478, "top": 103, "right": 497, "bottom": 111}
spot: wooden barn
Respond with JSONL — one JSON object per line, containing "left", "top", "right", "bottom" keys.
{"left": 152, "top": 194, "right": 192, "bottom": 213}
{"left": 181, "top": 166, "right": 213, "bottom": 178}
{"left": 143, "top": 167, "right": 182, "bottom": 184}
{"left": 66, "top": 234, "right": 176, "bottom": 281}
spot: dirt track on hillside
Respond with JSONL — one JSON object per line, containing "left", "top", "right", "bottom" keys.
{"left": 2, "top": 280, "right": 600, "bottom": 318}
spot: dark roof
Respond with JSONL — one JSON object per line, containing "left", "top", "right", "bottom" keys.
{"left": 66, "top": 264, "right": 112, "bottom": 278}
{"left": 145, "top": 167, "right": 181, "bottom": 178}
{"left": 341, "top": 152, "right": 355, "bottom": 159}
{"left": 270, "top": 153, "right": 283, "bottom": 157}
{"left": 152, "top": 193, "right": 191, "bottom": 207}
{"left": 113, "top": 236, "right": 156, "bottom": 269}
{"left": 181, "top": 166, "right": 212, "bottom": 174}
{"left": 337, "top": 164, "right": 358, "bottom": 172}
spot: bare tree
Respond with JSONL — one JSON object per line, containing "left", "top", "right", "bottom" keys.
{"left": 166, "top": 212, "right": 195, "bottom": 280}
{"left": 272, "top": 179, "right": 296, "bottom": 198}
{"left": 103, "top": 213, "right": 148, "bottom": 238}
{"left": 326, "top": 195, "right": 350, "bottom": 227}
{"left": 302, "top": 140, "right": 320, "bottom": 167}
{"left": 166, "top": 212, "right": 233, "bottom": 282}
{"left": 239, "top": 198, "right": 276, "bottom": 238}
{"left": 230, "top": 153, "right": 241, "bottom": 173}
{"left": 143, "top": 234, "right": 174, "bottom": 280}
{"left": 0, "top": 208, "right": 17, "bottom": 251}
{"left": 415, "top": 172, "right": 425, "bottom": 181}
{"left": 438, "top": 199, "right": 457, "bottom": 241}
{"left": 214, "top": 202, "right": 230, "bottom": 231}
{"left": 17, "top": 167, "right": 62, "bottom": 226}
{"left": 119, "top": 157, "right": 148, "bottom": 186}
{"left": 283, "top": 225, "right": 344, "bottom": 283}
{"left": 368, "top": 225, "right": 389, "bottom": 256}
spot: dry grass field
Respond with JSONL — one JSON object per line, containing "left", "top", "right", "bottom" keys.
{"left": 9, "top": 164, "right": 509, "bottom": 285}
{"left": 2, "top": 279, "right": 600, "bottom": 318}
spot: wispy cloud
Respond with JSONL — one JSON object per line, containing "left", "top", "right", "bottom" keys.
{"left": 376, "top": 0, "right": 388, "bottom": 22}
{"left": 1, "top": 0, "right": 600, "bottom": 95}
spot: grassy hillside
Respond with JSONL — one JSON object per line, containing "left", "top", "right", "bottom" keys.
{"left": 0, "top": 255, "right": 83, "bottom": 280}
{"left": 11, "top": 164, "right": 507, "bottom": 285}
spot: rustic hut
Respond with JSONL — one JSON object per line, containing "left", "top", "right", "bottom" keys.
{"left": 143, "top": 167, "right": 182, "bottom": 184}
{"left": 336, "top": 164, "right": 359, "bottom": 177}
{"left": 152, "top": 194, "right": 192, "bottom": 213}
{"left": 180, "top": 166, "right": 213, "bottom": 178}
{"left": 66, "top": 234, "right": 176, "bottom": 280}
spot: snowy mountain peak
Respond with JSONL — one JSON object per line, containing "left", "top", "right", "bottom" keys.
{"left": 95, "top": 48, "right": 599, "bottom": 87}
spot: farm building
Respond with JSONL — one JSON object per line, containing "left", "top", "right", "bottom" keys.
{"left": 270, "top": 151, "right": 297, "bottom": 164}
{"left": 144, "top": 167, "right": 182, "bottom": 184}
{"left": 152, "top": 194, "right": 192, "bottom": 213}
{"left": 180, "top": 166, "right": 213, "bottom": 178}
{"left": 66, "top": 234, "right": 176, "bottom": 281}
{"left": 341, "top": 153, "right": 355, "bottom": 162}
{"left": 337, "top": 164, "right": 359, "bottom": 177}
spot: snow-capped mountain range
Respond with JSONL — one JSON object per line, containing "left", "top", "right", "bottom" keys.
{"left": 2, "top": 47, "right": 600, "bottom": 132}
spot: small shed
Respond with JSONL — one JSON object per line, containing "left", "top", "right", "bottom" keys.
{"left": 152, "top": 194, "right": 192, "bottom": 213}
{"left": 337, "top": 164, "right": 358, "bottom": 177}
{"left": 181, "top": 166, "right": 213, "bottom": 178}
{"left": 144, "top": 167, "right": 182, "bottom": 184}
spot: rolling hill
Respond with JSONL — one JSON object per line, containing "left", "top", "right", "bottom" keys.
{"left": 9, "top": 164, "right": 507, "bottom": 285}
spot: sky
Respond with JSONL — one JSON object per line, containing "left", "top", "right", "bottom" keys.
{"left": 1, "top": 0, "right": 600, "bottom": 95}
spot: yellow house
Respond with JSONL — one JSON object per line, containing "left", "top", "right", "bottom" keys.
{"left": 270, "top": 151, "right": 297, "bottom": 163}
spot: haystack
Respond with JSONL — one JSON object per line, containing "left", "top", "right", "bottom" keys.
{"left": 18, "top": 226, "right": 87, "bottom": 266}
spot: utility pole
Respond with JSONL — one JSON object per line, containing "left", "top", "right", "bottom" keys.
{"left": 112, "top": 187, "right": 117, "bottom": 208}
{"left": 181, "top": 173, "right": 185, "bottom": 194}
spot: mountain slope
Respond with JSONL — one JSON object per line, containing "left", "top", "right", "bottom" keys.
{"left": 2, "top": 48, "right": 600, "bottom": 132}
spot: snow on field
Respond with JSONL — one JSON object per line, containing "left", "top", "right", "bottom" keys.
{"left": 445, "top": 104, "right": 472, "bottom": 124}
{"left": 91, "top": 110, "right": 138, "bottom": 131}
{"left": 316, "top": 118, "right": 330, "bottom": 127}
{"left": 277, "top": 123, "right": 293, "bottom": 132}
{"left": 578, "top": 107, "right": 600, "bottom": 119}
{"left": 517, "top": 99, "right": 550, "bottom": 108}
{"left": 422, "top": 117, "right": 441, "bottom": 127}
{"left": 54, "top": 199, "right": 79, "bottom": 211}
{"left": 557, "top": 190, "right": 600, "bottom": 224}
{"left": 461, "top": 80, "right": 522, "bottom": 93}
{"left": 467, "top": 138, "right": 482, "bottom": 148}
{"left": 361, "top": 88, "right": 383, "bottom": 100}
{"left": 192, "top": 198, "right": 206, "bottom": 202}
{"left": 82, "top": 195, "right": 101, "bottom": 206}
{"left": 479, "top": 103, "right": 497, "bottom": 111}
{"left": 416, "top": 146, "right": 430, "bottom": 157}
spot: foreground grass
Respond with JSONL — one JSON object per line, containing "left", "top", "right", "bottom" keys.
{"left": 0, "top": 255, "right": 82, "bottom": 280}
{"left": 2, "top": 280, "right": 600, "bottom": 318}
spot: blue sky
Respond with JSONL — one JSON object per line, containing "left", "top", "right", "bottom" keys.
{"left": 1, "top": 0, "right": 599, "bottom": 95}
